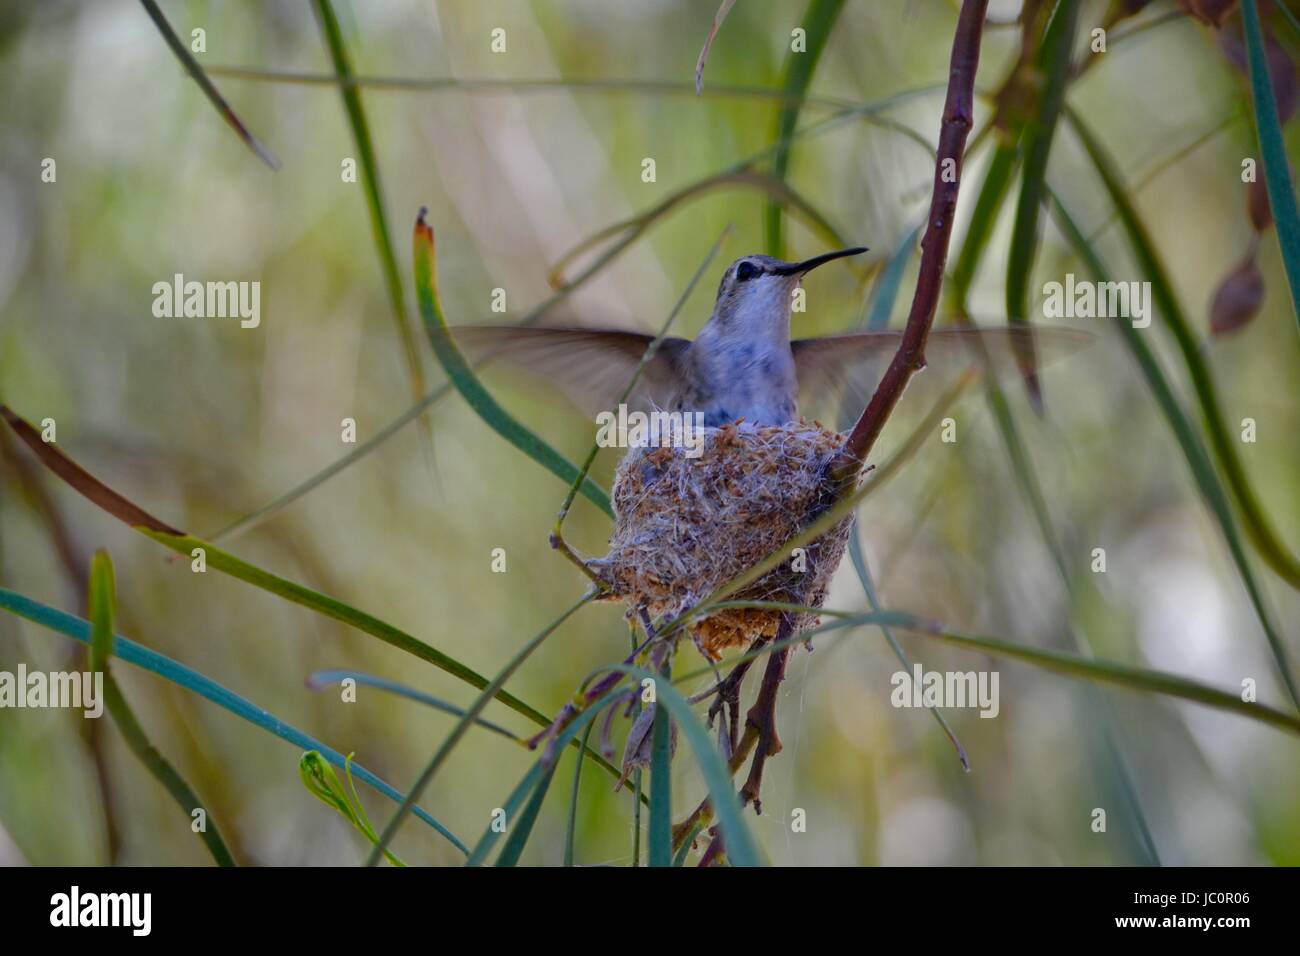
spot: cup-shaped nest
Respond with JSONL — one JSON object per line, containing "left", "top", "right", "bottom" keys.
{"left": 590, "top": 420, "right": 856, "bottom": 660}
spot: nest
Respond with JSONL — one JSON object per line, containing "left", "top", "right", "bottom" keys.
{"left": 590, "top": 420, "right": 857, "bottom": 660}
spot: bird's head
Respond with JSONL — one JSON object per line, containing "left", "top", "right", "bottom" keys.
{"left": 710, "top": 247, "right": 868, "bottom": 334}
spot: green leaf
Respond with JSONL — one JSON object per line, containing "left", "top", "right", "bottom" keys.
{"left": 311, "top": 0, "right": 429, "bottom": 413}
{"left": 138, "top": 1, "right": 277, "bottom": 168}
{"left": 765, "top": 0, "right": 848, "bottom": 257}
{"left": 0, "top": 585, "right": 466, "bottom": 854}
{"left": 367, "top": 591, "right": 598, "bottom": 865}
{"left": 648, "top": 672, "right": 673, "bottom": 867}
{"left": 87, "top": 551, "right": 237, "bottom": 866}
{"left": 562, "top": 722, "right": 595, "bottom": 867}
{"left": 679, "top": 603, "right": 1300, "bottom": 739}
{"left": 951, "top": 140, "right": 1019, "bottom": 306}
{"left": 307, "top": 669, "right": 519, "bottom": 741}
{"left": 863, "top": 223, "right": 920, "bottom": 332}
{"left": 412, "top": 211, "right": 613, "bottom": 517}
{"left": 299, "top": 751, "right": 405, "bottom": 866}
{"left": 1005, "top": 0, "right": 1081, "bottom": 405}
{"left": 494, "top": 762, "right": 559, "bottom": 867}
{"left": 609, "top": 664, "right": 763, "bottom": 867}
{"left": 1241, "top": 0, "right": 1300, "bottom": 336}
{"left": 465, "top": 688, "right": 626, "bottom": 866}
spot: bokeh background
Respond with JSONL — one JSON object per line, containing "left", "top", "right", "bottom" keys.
{"left": 1, "top": 0, "right": 1298, "bottom": 866}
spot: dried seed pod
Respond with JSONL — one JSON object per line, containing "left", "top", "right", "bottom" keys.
{"left": 1247, "top": 176, "right": 1273, "bottom": 233}
{"left": 1210, "top": 252, "right": 1266, "bottom": 336}
{"left": 616, "top": 703, "right": 675, "bottom": 790}
{"left": 591, "top": 420, "right": 857, "bottom": 660}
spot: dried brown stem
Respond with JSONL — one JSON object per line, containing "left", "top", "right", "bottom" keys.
{"left": 831, "top": 0, "right": 990, "bottom": 485}
{"left": 739, "top": 622, "right": 794, "bottom": 812}
{"left": 705, "top": 636, "right": 768, "bottom": 758}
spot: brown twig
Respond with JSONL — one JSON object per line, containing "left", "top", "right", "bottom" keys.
{"left": 677, "top": 0, "right": 993, "bottom": 846}
{"left": 704, "top": 635, "right": 768, "bottom": 759}
{"left": 739, "top": 619, "right": 794, "bottom": 813}
{"left": 830, "top": 0, "right": 990, "bottom": 486}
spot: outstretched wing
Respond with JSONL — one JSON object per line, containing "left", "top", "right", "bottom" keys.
{"left": 792, "top": 325, "right": 1093, "bottom": 421}
{"left": 444, "top": 325, "right": 693, "bottom": 419}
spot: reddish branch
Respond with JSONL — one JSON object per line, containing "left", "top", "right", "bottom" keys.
{"left": 739, "top": 634, "right": 792, "bottom": 812}
{"left": 669, "top": 2, "right": 994, "bottom": 853}
{"left": 830, "top": 0, "right": 990, "bottom": 485}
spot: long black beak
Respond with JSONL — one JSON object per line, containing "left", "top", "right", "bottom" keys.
{"left": 773, "top": 246, "right": 868, "bottom": 276}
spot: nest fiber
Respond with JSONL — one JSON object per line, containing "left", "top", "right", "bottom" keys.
{"left": 591, "top": 420, "right": 856, "bottom": 660}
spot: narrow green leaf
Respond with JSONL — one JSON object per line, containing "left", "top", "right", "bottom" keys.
{"left": 1005, "top": 0, "right": 1080, "bottom": 405}
{"left": 413, "top": 211, "right": 613, "bottom": 516}
{"left": 682, "top": 603, "right": 1300, "bottom": 739}
{"left": 0, "top": 403, "right": 627, "bottom": 784}
{"left": 138, "top": 0, "right": 278, "bottom": 168}
{"left": 679, "top": 600, "right": 1300, "bottom": 739}
{"left": 863, "top": 223, "right": 920, "bottom": 332}
{"left": 87, "top": 551, "right": 237, "bottom": 866}
{"left": 0, "top": 586, "right": 466, "bottom": 854}
{"left": 311, "top": 0, "right": 428, "bottom": 411}
{"left": 562, "top": 722, "right": 595, "bottom": 867}
{"left": 307, "top": 669, "right": 518, "bottom": 740}
{"left": 495, "top": 763, "right": 559, "bottom": 867}
{"left": 1241, "top": 0, "right": 1300, "bottom": 335}
{"left": 367, "top": 591, "right": 597, "bottom": 865}
{"left": 299, "top": 751, "right": 404, "bottom": 866}
{"left": 204, "top": 66, "right": 861, "bottom": 110}
{"left": 765, "top": 0, "right": 847, "bottom": 257}
{"left": 951, "top": 140, "right": 1019, "bottom": 305}
{"left": 647, "top": 667, "right": 673, "bottom": 867}
{"left": 608, "top": 664, "right": 763, "bottom": 867}
{"left": 466, "top": 688, "right": 626, "bottom": 866}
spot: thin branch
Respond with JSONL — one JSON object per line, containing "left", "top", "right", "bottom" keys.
{"left": 832, "top": 0, "right": 990, "bottom": 482}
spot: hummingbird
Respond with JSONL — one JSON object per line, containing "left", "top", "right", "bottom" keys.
{"left": 448, "top": 248, "right": 1087, "bottom": 427}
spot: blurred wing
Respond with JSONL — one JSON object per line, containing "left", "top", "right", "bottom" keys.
{"left": 792, "top": 326, "right": 1093, "bottom": 420}
{"left": 445, "top": 325, "right": 692, "bottom": 419}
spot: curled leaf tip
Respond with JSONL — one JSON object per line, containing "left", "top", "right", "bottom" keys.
{"left": 415, "top": 207, "right": 434, "bottom": 246}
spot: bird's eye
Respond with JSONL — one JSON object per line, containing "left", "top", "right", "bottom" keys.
{"left": 735, "top": 261, "right": 759, "bottom": 282}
